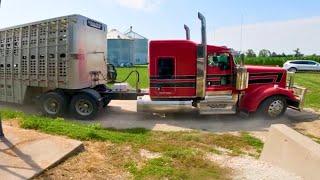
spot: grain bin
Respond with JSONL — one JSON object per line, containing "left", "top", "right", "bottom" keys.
{"left": 125, "top": 27, "right": 148, "bottom": 65}
{"left": 107, "top": 29, "right": 133, "bottom": 67}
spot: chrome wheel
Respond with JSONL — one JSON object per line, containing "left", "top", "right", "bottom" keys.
{"left": 44, "top": 97, "right": 60, "bottom": 115}
{"left": 75, "top": 99, "right": 94, "bottom": 116}
{"left": 267, "top": 100, "right": 284, "bottom": 118}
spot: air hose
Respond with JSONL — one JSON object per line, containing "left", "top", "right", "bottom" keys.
{"left": 114, "top": 70, "right": 140, "bottom": 91}
{"left": 99, "top": 70, "right": 141, "bottom": 91}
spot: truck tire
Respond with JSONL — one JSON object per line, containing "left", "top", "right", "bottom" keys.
{"left": 258, "top": 96, "right": 287, "bottom": 119}
{"left": 70, "top": 93, "right": 99, "bottom": 120}
{"left": 40, "top": 92, "right": 67, "bottom": 117}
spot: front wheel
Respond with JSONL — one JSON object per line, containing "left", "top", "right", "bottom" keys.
{"left": 70, "top": 94, "right": 99, "bottom": 120}
{"left": 258, "top": 96, "right": 287, "bottom": 119}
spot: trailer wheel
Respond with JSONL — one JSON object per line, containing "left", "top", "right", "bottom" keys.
{"left": 258, "top": 96, "right": 287, "bottom": 119}
{"left": 70, "top": 93, "right": 99, "bottom": 120}
{"left": 40, "top": 92, "right": 67, "bottom": 117}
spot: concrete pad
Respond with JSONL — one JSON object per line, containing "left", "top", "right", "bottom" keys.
{"left": 260, "top": 124, "right": 320, "bottom": 180}
{"left": 0, "top": 125, "right": 83, "bottom": 180}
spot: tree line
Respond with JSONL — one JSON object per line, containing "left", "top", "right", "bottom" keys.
{"left": 245, "top": 48, "right": 310, "bottom": 58}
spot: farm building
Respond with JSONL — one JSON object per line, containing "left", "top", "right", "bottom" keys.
{"left": 125, "top": 27, "right": 148, "bottom": 65}
{"left": 106, "top": 27, "right": 148, "bottom": 67}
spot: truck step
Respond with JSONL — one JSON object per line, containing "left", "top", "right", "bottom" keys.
{"left": 198, "top": 95, "right": 237, "bottom": 115}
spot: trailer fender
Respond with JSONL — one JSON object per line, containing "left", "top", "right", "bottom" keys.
{"left": 77, "top": 89, "right": 102, "bottom": 103}
{"left": 239, "top": 85, "right": 296, "bottom": 112}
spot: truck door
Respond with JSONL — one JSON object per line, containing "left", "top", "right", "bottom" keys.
{"left": 206, "top": 53, "right": 234, "bottom": 92}
{"left": 152, "top": 57, "right": 176, "bottom": 96}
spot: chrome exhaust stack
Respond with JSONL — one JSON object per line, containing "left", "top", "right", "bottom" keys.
{"left": 196, "top": 12, "right": 207, "bottom": 98}
{"left": 198, "top": 12, "right": 207, "bottom": 48}
{"left": 184, "top": 24, "right": 190, "bottom": 40}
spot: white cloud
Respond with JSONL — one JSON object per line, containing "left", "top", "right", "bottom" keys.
{"left": 212, "top": 17, "right": 320, "bottom": 55}
{"left": 115, "top": 0, "right": 163, "bottom": 11}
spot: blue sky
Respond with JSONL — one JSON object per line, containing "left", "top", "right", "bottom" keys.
{"left": 1, "top": 0, "right": 320, "bottom": 54}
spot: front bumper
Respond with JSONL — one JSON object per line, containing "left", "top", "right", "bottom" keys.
{"left": 287, "top": 72, "right": 307, "bottom": 111}
{"left": 288, "top": 86, "right": 307, "bottom": 111}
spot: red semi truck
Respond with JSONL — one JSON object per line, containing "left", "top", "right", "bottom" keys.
{"left": 0, "top": 13, "right": 306, "bottom": 119}
{"left": 136, "top": 13, "right": 306, "bottom": 119}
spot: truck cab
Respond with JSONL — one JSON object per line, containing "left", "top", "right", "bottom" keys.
{"left": 138, "top": 13, "right": 306, "bottom": 119}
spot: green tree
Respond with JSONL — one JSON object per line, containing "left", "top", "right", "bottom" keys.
{"left": 259, "top": 49, "right": 271, "bottom": 57}
{"left": 294, "top": 48, "right": 303, "bottom": 57}
{"left": 246, "top": 49, "right": 256, "bottom": 57}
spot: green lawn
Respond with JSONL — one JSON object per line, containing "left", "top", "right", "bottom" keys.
{"left": 115, "top": 66, "right": 149, "bottom": 89}
{"left": 295, "top": 73, "right": 320, "bottom": 109}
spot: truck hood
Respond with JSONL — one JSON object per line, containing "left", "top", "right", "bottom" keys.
{"left": 245, "top": 65, "right": 286, "bottom": 74}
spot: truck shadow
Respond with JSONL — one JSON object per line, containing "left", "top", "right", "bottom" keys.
{"left": 93, "top": 101, "right": 320, "bottom": 133}
{"left": 1, "top": 101, "right": 319, "bottom": 133}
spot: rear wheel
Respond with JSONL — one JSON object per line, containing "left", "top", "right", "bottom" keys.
{"left": 40, "top": 92, "right": 67, "bottom": 117}
{"left": 70, "top": 93, "right": 99, "bottom": 120}
{"left": 258, "top": 96, "right": 287, "bottom": 119}
{"left": 288, "top": 67, "right": 297, "bottom": 72}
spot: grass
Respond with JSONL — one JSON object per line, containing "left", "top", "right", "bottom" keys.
{"left": 0, "top": 108, "right": 264, "bottom": 179}
{"left": 115, "top": 66, "right": 149, "bottom": 89}
{"left": 295, "top": 73, "right": 320, "bottom": 109}
{"left": 305, "top": 134, "right": 320, "bottom": 144}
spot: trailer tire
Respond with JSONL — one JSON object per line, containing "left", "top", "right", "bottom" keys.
{"left": 40, "top": 92, "right": 67, "bottom": 117}
{"left": 258, "top": 96, "right": 287, "bottom": 119}
{"left": 70, "top": 93, "right": 99, "bottom": 120}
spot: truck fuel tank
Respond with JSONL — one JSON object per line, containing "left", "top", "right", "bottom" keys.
{"left": 137, "top": 95, "right": 196, "bottom": 113}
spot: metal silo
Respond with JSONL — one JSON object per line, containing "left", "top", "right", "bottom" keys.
{"left": 125, "top": 27, "right": 148, "bottom": 65}
{"left": 107, "top": 29, "right": 133, "bottom": 67}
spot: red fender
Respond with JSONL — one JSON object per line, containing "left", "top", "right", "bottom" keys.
{"left": 239, "top": 84, "right": 296, "bottom": 112}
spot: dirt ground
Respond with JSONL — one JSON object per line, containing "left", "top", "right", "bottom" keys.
{"left": 35, "top": 141, "right": 133, "bottom": 180}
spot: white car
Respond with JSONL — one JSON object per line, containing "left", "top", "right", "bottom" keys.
{"left": 283, "top": 60, "right": 320, "bottom": 72}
